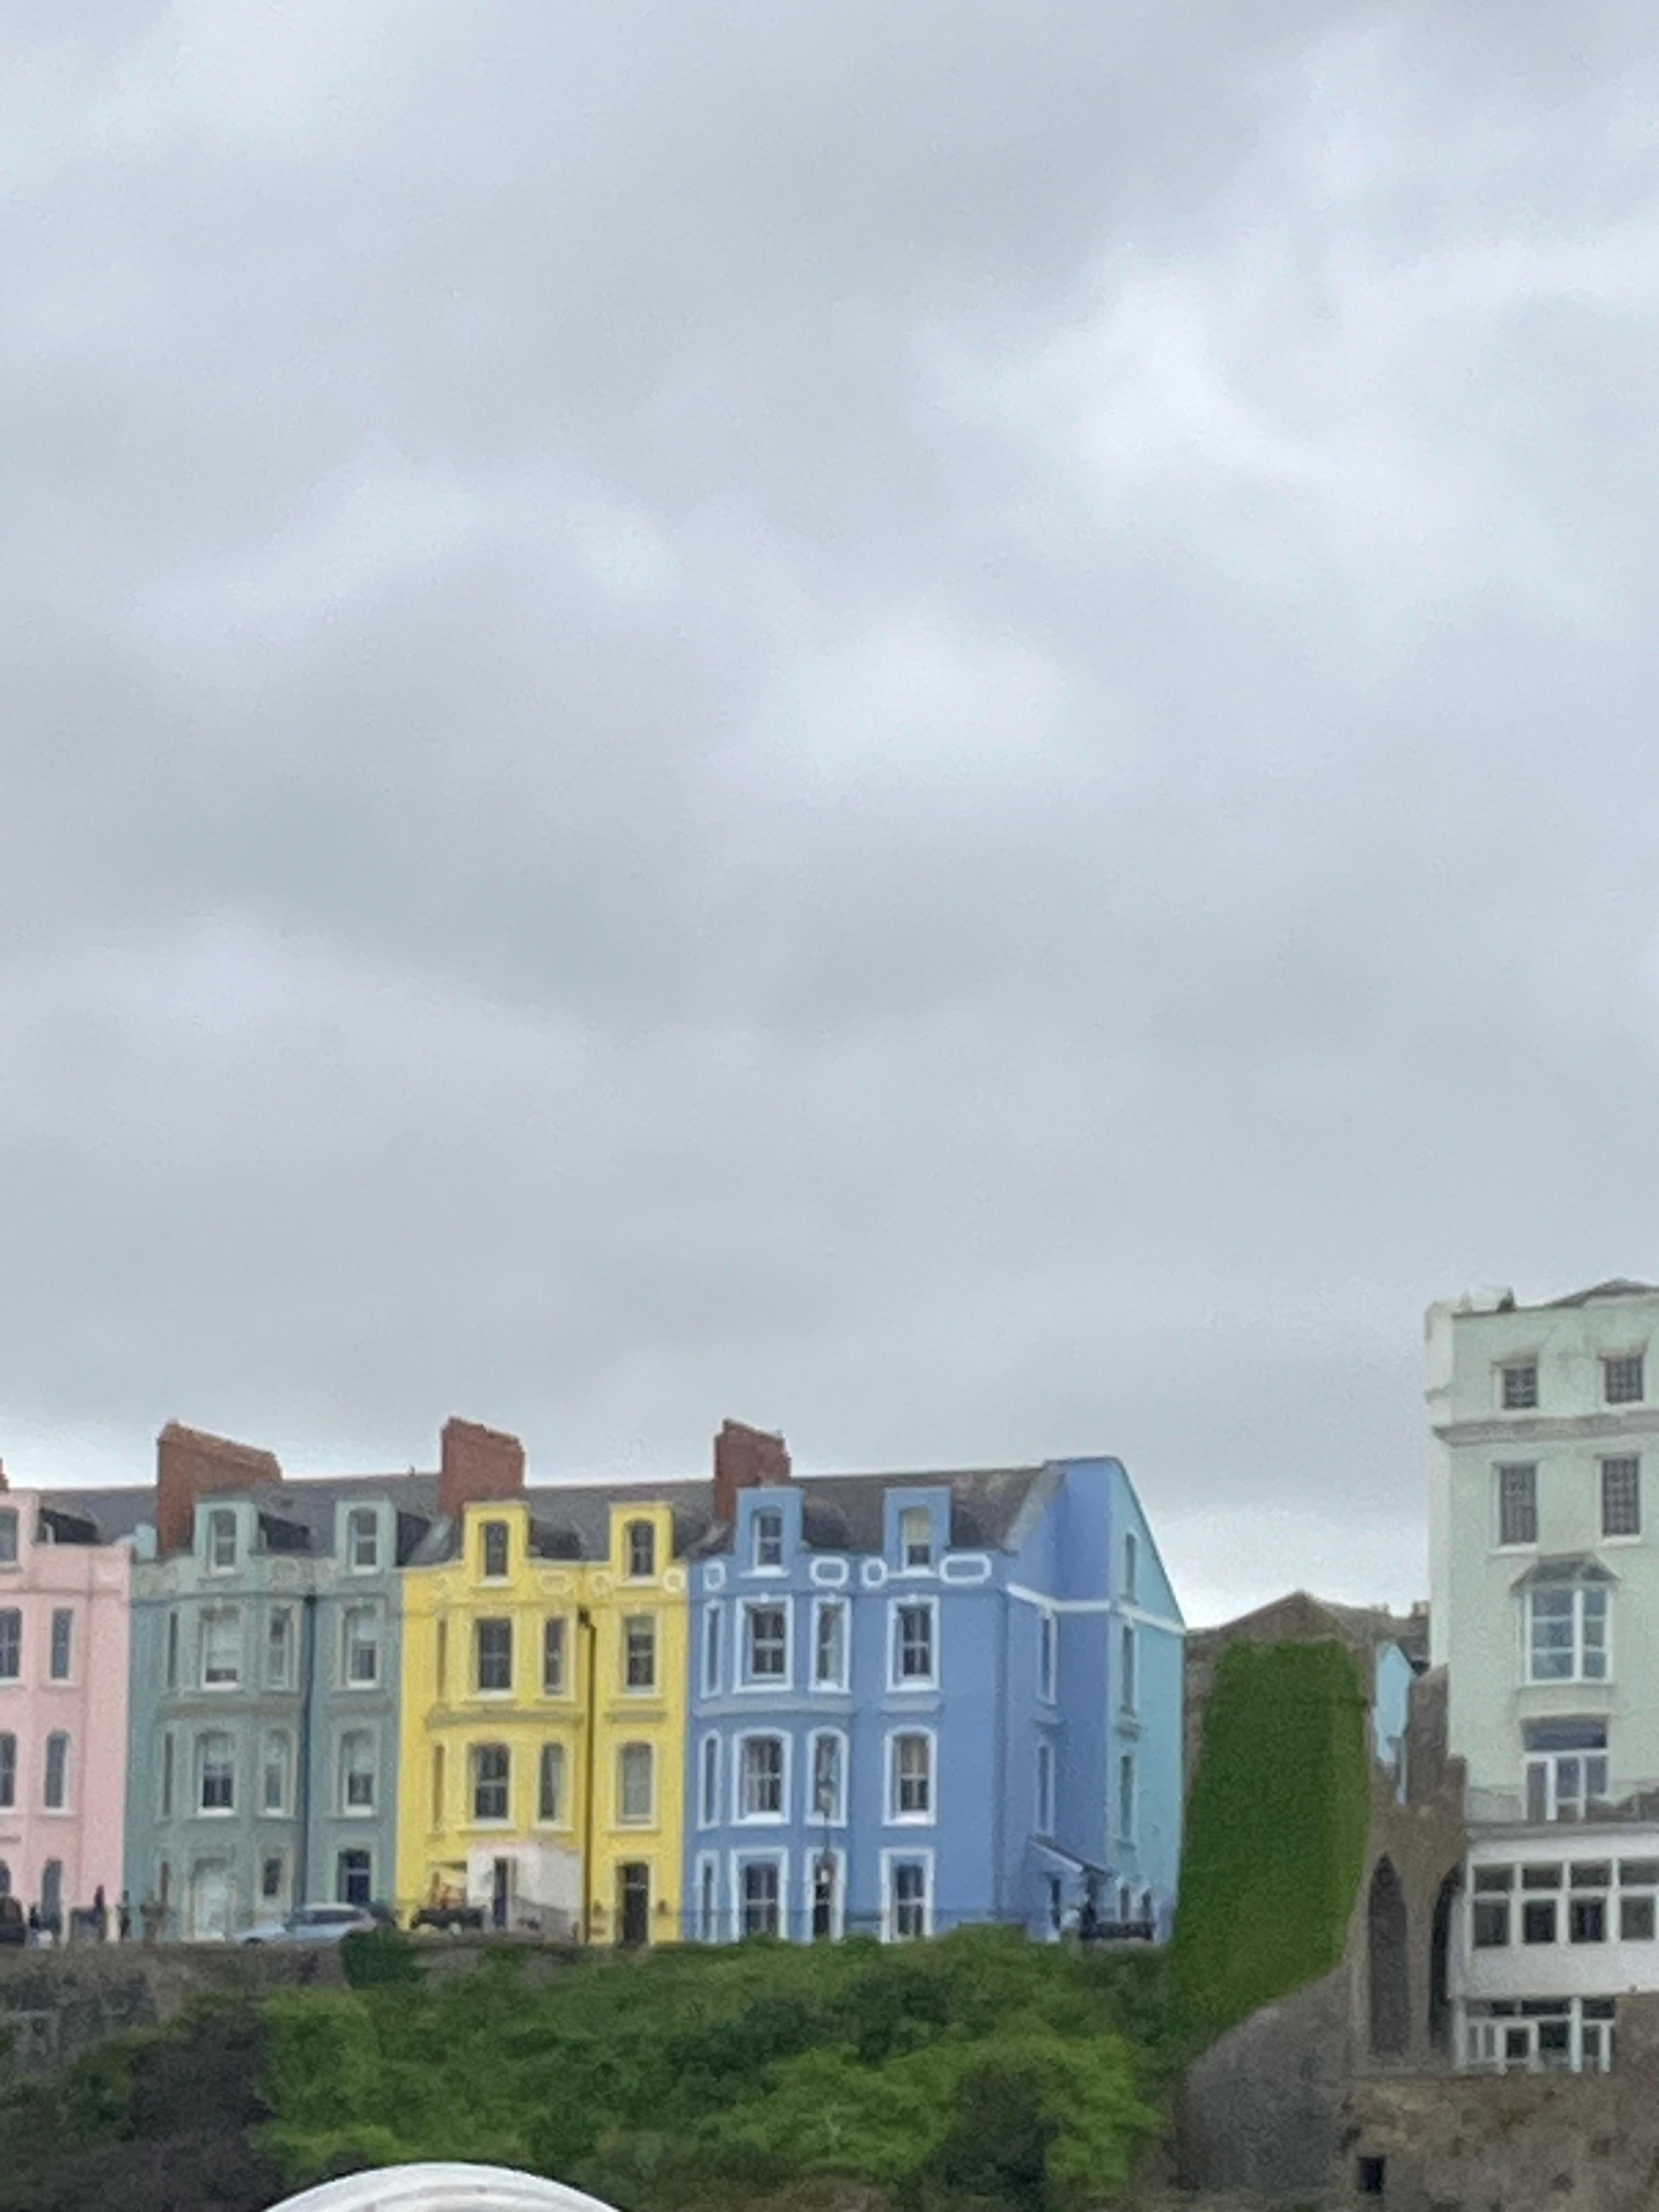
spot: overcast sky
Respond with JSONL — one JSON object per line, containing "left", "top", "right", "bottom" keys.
{"left": 4, "top": 4, "right": 1657, "bottom": 1624}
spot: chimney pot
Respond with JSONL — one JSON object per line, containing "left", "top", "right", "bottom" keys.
{"left": 713, "top": 1419, "right": 791, "bottom": 1527}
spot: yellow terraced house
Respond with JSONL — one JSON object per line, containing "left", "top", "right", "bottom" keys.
{"left": 396, "top": 1420, "right": 702, "bottom": 1944}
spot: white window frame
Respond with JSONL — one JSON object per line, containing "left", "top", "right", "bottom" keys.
{"left": 200, "top": 1608, "right": 241, "bottom": 1690}
{"left": 267, "top": 1607, "right": 294, "bottom": 1690}
{"left": 735, "top": 1731, "right": 789, "bottom": 1824}
{"left": 479, "top": 1519, "right": 511, "bottom": 1581}
{"left": 742, "top": 1600, "right": 791, "bottom": 1688}
{"left": 702, "top": 1602, "right": 723, "bottom": 1695}
{"left": 623, "top": 1613, "right": 658, "bottom": 1693}
{"left": 345, "top": 1507, "right": 380, "bottom": 1573}
{"left": 1525, "top": 1737, "right": 1609, "bottom": 1823}
{"left": 1604, "top": 1352, "right": 1645, "bottom": 1407}
{"left": 471, "top": 1742, "right": 511, "bottom": 1824}
{"left": 811, "top": 1598, "right": 849, "bottom": 1691}
{"left": 625, "top": 1519, "right": 657, "bottom": 1580}
{"left": 1036, "top": 1738, "right": 1056, "bottom": 1834}
{"left": 1037, "top": 1607, "right": 1057, "bottom": 1702}
{"left": 808, "top": 1728, "right": 848, "bottom": 1825}
{"left": 205, "top": 1508, "right": 238, "bottom": 1574}
{"left": 1601, "top": 1457, "right": 1642, "bottom": 1540}
{"left": 48, "top": 1608, "right": 74, "bottom": 1683}
{"left": 889, "top": 1597, "right": 938, "bottom": 1691}
{"left": 882, "top": 1849, "right": 934, "bottom": 1942}
{"left": 1496, "top": 1463, "right": 1539, "bottom": 1549}
{"left": 543, "top": 1615, "right": 568, "bottom": 1696}
{"left": 339, "top": 1729, "right": 376, "bottom": 1816}
{"left": 734, "top": 1850, "right": 787, "bottom": 1939}
{"left": 806, "top": 1844, "right": 847, "bottom": 1940}
{"left": 698, "top": 1732, "right": 721, "bottom": 1829}
{"left": 899, "top": 1506, "right": 934, "bottom": 1570}
{"left": 617, "top": 1740, "right": 655, "bottom": 1827}
{"left": 751, "top": 1508, "right": 786, "bottom": 1572}
{"left": 343, "top": 1606, "right": 381, "bottom": 1690}
{"left": 888, "top": 1728, "right": 935, "bottom": 1825}
{"left": 1525, "top": 1582, "right": 1612, "bottom": 1685}
{"left": 261, "top": 1729, "right": 291, "bottom": 1816}
{"left": 197, "top": 1731, "right": 236, "bottom": 1816}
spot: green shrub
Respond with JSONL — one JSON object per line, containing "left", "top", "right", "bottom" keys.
{"left": 341, "top": 1927, "right": 422, "bottom": 1988}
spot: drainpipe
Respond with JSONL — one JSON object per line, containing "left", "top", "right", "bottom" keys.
{"left": 296, "top": 1593, "right": 318, "bottom": 1904}
{"left": 579, "top": 1606, "right": 597, "bottom": 1944}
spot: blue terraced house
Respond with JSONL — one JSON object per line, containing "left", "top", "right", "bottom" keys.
{"left": 683, "top": 1421, "right": 1184, "bottom": 1944}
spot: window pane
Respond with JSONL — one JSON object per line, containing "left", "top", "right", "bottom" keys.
{"left": 814, "top": 1602, "right": 845, "bottom": 1686}
{"left": 49, "top": 1611, "right": 72, "bottom": 1680}
{"left": 619, "top": 1743, "right": 652, "bottom": 1822}
{"left": 747, "top": 1607, "right": 787, "bottom": 1679}
{"left": 1601, "top": 1458, "right": 1641, "bottom": 1537}
{"left": 1498, "top": 1464, "right": 1538, "bottom": 1545}
{"left": 543, "top": 1616, "right": 566, "bottom": 1694}
{"left": 627, "top": 1521, "right": 655, "bottom": 1578}
{"left": 476, "top": 1620, "right": 512, "bottom": 1692}
{"left": 538, "top": 1743, "right": 565, "bottom": 1822}
{"left": 624, "top": 1616, "right": 657, "bottom": 1689}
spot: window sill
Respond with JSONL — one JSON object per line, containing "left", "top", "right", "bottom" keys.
{"left": 887, "top": 1814, "right": 935, "bottom": 1828}
{"left": 735, "top": 1813, "right": 787, "bottom": 1827}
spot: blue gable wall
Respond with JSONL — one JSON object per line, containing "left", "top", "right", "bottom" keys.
{"left": 685, "top": 1457, "right": 1184, "bottom": 1944}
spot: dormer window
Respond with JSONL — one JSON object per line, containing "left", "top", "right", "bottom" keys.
{"left": 346, "top": 1508, "right": 379, "bottom": 1572}
{"left": 753, "top": 1509, "right": 785, "bottom": 1570}
{"left": 900, "top": 1508, "right": 933, "bottom": 1569}
{"left": 207, "top": 1510, "right": 237, "bottom": 1573}
{"left": 626, "top": 1520, "right": 656, "bottom": 1579}
{"left": 0, "top": 1510, "right": 17, "bottom": 1567}
{"left": 481, "top": 1521, "right": 510, "bottom": 1580}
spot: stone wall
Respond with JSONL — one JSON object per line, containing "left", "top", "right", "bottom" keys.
{"left": 1344, "top": 1995, "right": 1659, "bottom": 2212}
{"left": 1173, "top": 1964, "right": 1356, "bottom": 2198}
{"left": 0, "top": 1940, "right": 345, "bottom": 2080}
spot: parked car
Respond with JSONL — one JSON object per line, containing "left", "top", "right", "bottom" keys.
{"left": 236, "top": 1903, "right": 381, "bottom": 1946}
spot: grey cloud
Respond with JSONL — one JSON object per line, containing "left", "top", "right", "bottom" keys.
{"left": 4, "top": 1, "right": 1659, "bottom": 1619}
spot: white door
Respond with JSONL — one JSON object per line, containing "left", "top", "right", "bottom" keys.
{"left": 190, "top": 1860, "right": 233, "bottom": 1940}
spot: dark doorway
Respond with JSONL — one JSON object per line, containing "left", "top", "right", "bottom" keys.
{"left": 337, "top": 1849, "right": 372, "bottom": 1908}
{"left": 618, "top": 1860, "right": 650, "bottom": 1947}
{"left": 1368, "top": 1857, "right": 1409, "bottom": 2058}
{"left": 811, "top": 1853, "right": 837, "bottom": 1940}
{"left": 490, "top": 1857, "right": 511, "bottom": 1931}
{"left": 1429, "top": 1865, "right": 1460, "bottom": 2052}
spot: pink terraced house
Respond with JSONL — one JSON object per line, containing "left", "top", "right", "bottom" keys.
{"left": 0, "top": 1474, "right": 136, "bottom": 1927}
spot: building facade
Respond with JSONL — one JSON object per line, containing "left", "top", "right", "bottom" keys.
{"left": 1430, "top": 1279, "right": 1659, "bottom": 2070}
{"left": 396, "top": 1425, "right": 699, "bottom": 1945}
{"left": 0, "top": 1481, "right": 136, "bottom": 1927}
{"left": 124, "top": 1424, "right": 432, "bottom": 1938}
{"left": 684, "top": 1424, "right": 1183, "bottom": 1944}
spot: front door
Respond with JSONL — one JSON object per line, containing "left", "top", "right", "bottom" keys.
{"left": 618, "top": 1861, "right": 650, "bottom": 1947}
{"left": 190, "top": 1861, "right": 232, "bottom": 1941}
{"left": 492, "top": 1857, "right": 512, "bottom": 1931}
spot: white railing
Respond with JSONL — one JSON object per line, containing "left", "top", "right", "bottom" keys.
{"left": 273, "top": 2166, "right": 623, "bottom": 2212}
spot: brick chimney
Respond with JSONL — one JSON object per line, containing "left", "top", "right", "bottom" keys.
{"left": 713, "top": 1418, "right": 791, "bottom": 1528}
{"left": 439, "top": 1417, "right": 526, "bottom": 1523}
{"left": 156, "top": 1422, "right": 283, "bottom": 1556}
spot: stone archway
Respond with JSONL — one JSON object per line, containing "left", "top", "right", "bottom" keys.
{"left": 1367, "top": 1857, "right": 1409, "bottom": 2059}
{"left": 273, "top": 2165, "right": 625, "bottom": 2211}
{"left": 1428, "top": 1865, "right": 1461, "bottom": 2055}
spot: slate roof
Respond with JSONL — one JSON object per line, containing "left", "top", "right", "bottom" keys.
{"left": 1547, "top": 1278, "right": 1659, "bottom": 1307}
{"left": 31, "top": 1460, "right": 1051, "bottom": 1561}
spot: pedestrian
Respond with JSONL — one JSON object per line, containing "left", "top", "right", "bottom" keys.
{"left": 93, "top": 1884, "right": 108, "bottom": 1943}
{"left": 117, "top": 1891, "right": 132, "bottom": 1942}
{"left": 140, "top": 1892, "right": 162, "bottom": 1946}
{"left": 26, "top": 1904, "right": 40, "bottom": 1949}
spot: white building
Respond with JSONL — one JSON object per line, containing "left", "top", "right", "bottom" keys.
{"left": 1428, "top": 1278, "right": 1659, "bottom": 2073}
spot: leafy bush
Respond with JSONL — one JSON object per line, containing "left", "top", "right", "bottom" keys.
{"left": 1173, "top": 1638, "right": 1370, "bottom": 2034}
{"left": 341, "top": 1927, "right": 422, "bottom": 1988}
{"left": 253, "top": 1927, "right": 1166, "bottom": 2210}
